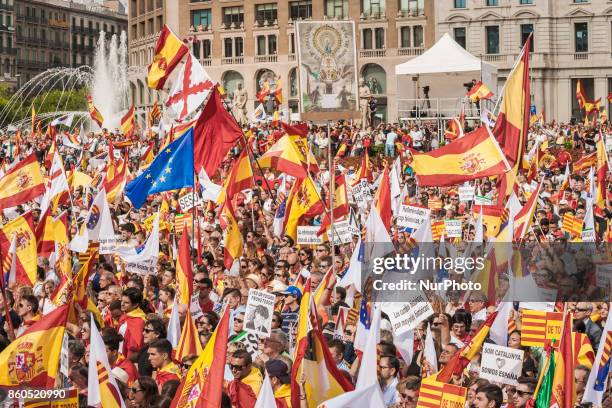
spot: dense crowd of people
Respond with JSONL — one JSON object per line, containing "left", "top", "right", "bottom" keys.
{"left": 0, "top": 114, "right": 611, "bottom": 408}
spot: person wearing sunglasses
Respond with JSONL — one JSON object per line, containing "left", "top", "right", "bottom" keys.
{"left": 128, "top": 376, "right": 159, "bottom": 408}
{"left": 194, "top": 273, "right": 215, "bottom": 313}
{"left": 180, "top": 354, "right": 198, "bottom": 377}
{"left": 396, "top": 376, "right": 421, "bottom": 408}
{"left": 14, "top": 294, "right": 39, "bottom": 338}
{"left": 227, "top": 349, "right": 263, "bottom": 407}
{"left": 148, "top": 338, "right": 180, "bottom": 391}
{"left": 512, "top": 377, "right": 537, "bottom": 408}
{"left": 574, "top": 302, "right": 602, "bottom": 351}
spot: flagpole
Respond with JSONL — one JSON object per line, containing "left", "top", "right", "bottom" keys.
{"left": 328, "top": 120, "right": 336, "bottom": 270}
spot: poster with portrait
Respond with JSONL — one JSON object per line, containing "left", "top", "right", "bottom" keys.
{"left": 296, "top": 21, "right": 359, "bottom": 119}
{"left": 244, "top": 289, "right": 276, "bottom": 338}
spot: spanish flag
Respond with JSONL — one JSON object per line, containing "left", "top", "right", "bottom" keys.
{"left": 139, "top": 142, "right": 155, "bottom": 169}
{"left": 411, "top": 126, "right": 507, "bottom": 187}
{"left": 549, "top": 312, "right": 575, "bottom": 408}
{"left": 217, "top": 148, "right": 254, "bottom": 205}
{"left": 0, "top": 153, "right": 45, "bottom": 209}
{"left": 291, "top": 279, "right": 354, "bottom": 407}
{"left": 257, "top": 79, "right": 270, "bottom": 103}
{"left": 577, "top": 80, "right": 588, "bottom": 109}
{"left": 0, "top": 212, "right": 37, "bottom": 285}
{"left": 104, "top": 148, "right": 128, "bottom": 203}
{"left": 35, "top": 208, "right": 68, "bottom": 257}
{"left": 596, "top": 134, "right": 608, "bottom": 212}
{"left": 176, "top": 229, "right": 193, "bottom": 306}
{"left": 147, "top": 25, "right": 189, "bottom": 90}
{"left": 353, "top": 148, "right": 373, "bottom": 184}
{"left": 573, "top": 152, "right": 597, "bottom": 173}
{"left": 120, "top": 105, "right": 135, "bottom": 137}
{"left": 467, "top": 81, "right": 493, "bottom": 103}
{"left": 492, "top": 35, "right": 531, "bottom": 174}
{"left": 514, "top": 182, "right": 541, "bottom": 240}
{"left": 0, "top": 304, "right": 69, "bottom": 388}
{"left": 283, "top": 176, "right": 325, "bottom": 241}
{"left": 257, "top": 135, "right": 319, "bottom": 179}
{"left": 274, "top": 77, "right": 283, "bottom": 104}
{"left": 170, "top": 305, "right": 230, "bottom": 408}
{"left": 176, "top": 311, "right": 203, "bottom": 362}
{"left": 87, "top": 95, "right": 104, "bottom": 128}
{"left": 221, "top": 200, "right": 243, "bottom": 269}
{"left": 444, "top": 117, "right": 464, "bottom": 141}
{"left": 374, "top": 166, "right": 392, "bottom": 231}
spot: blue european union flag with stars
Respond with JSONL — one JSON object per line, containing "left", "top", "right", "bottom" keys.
{"left": 126, "top": 128, "right": 194, "bottom": 209}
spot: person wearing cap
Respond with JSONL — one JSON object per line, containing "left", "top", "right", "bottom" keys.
{"left": 280, "top": 286, "right": 301, "bottom": 335}
{"left": 266, "top": 359, "right": 292, "bottom": 407}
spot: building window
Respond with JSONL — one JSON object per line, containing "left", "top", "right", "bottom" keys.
{"left": 519, "top": 0, "right": 533, "bottom": 4}
{"left": 203, "top": 39, "right": 211, "bottom": 58}
{"left": 363, "top": 28, "right": 372, "bottom": 49}
{"left": 290, "top": 33, "right": 295, "bottom": 54}
{"left": 454, "top": 27, "right": 466, "bottom": 48}
{"left": 290, "top": 0, "right": 312, "bottom": 20}
{"left": 191, "top": 9, "right": 211, "bottom": 28}
{"left": 400, "top": 26, "right": 410, "bottom": 47}
{"left": 193, "top": 41, "right": 201, "bottom": 59}
{"left": 268, "top": 35, "right": 277, "bottom": 54}
{"left": 454, "top": 0, "right": 466, "bottom": 8}
{"left": 224, "top": 37, "right": 232, "bottom": 57}
{"left": 573, "top": 0, "right": 588, "bottom": 2}
{"left": 399, "top": 0, "right": 424, "bottom": 14}
{"left": 257, "top": 35, "right": 266, "bottom": 55}
{"left": 486, "top": 0, "right": 498, "bottom": 6}
{"left": 574, "top": 22, "right": 588, "bottom": 52}
{"left": 223, "top": 6, "right": 244, "bottom": 25}
{"left": 374, "top": 27, "right": 385, "bottom": 48}
{"left": 362, "top": 0, "right": 385, "bottom": 17}
{"left": 255, "top": 3, "right": 278, "bottom": 24}
{"left": 485, "top": 25, "right": 499, "bottom": 54}
{"left": 520, "top": 24, "right": 533, "bottom": 50}
{"left": 325, "top": 0, "right": 348, "bottom": 19}
{"left": 235, "top": 37, "right": 243, "bottom": 56}
{"left": 413, "top": 25, "right": 423, "bottom": 47}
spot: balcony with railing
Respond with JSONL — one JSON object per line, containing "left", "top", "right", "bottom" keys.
{"left": 574, "top": 52, "right": 588, "bottom": 60}
{"left": 360, "top": 49, "right": 386, "bottom": 58}
{"left": 397, "top": 7, "right": 425, "bottom": 17}
{"left": 221, "top": 56, "right": 243, "bottom": 65}
{"left": 254, "top": 54, "right": 277, "bottom": 63}
{"left": 288, "top": 54, "right": 296, "bottom": 62}
{"left": 0, "top": 3, "right": 13, "bottom": 11}
{"left": 397, "top": 47, "right": 424, "bottom": 56}
{"left": 200, "top": 58, "right": 212, "bottom": 66}
{"left": 482, "top": 54, "right": 503, "bottom": 62}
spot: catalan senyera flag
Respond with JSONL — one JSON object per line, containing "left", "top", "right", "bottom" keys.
{"left": 221, "top": 200, "right": 243, "bottom": 270}
{"left": 416, "top": 375, "right": 468, "bottom": 408}
{"left": 283, "top": 177, "right": 325, "bottom": 241}
{"left": 0, "top": 212, "right": 37, "bottom": 285}
{"left": 176, "top": 311, "right": 203, "bottom": 362}
{"left": 0, "top": 153, "right": 45, "bottom": 209}
{"left": 120, "top": 105, "right": 136, "bottom": 137}
{"left": 217, "top": 148, "right": 254, "bottom": 205}
{"left": 174, "top": 213, "right": 193, "bottom": 236}
{"left": 35, "top": 209, "right": 69, "bottom": 257}
{"left": 0, "top": 303, "right": 69, "bottom": 388}
{"left": 492, "top": 35, "right": 531, "bottom": 174}
{"left": 431, "top": 221, "right": 446, "bottom": 241}
{"left": 467, "top": 81, "right": 493, "bottom": 103}
{"left": 411, "top": 126, "right": 507, "bottom": 187}
{"left": 573, "top": 152, "right": 597, "bottom": 173}
{"left": 514, "top": 182, "right": 542, "bottom": 240}
{"left": 291, "top": 279, "right": 354, "bottom": 408}
{"left": 150, "top": 100, "right": 161, "bottom": 121}
{"left": 87, "top": 95, "right": 104, "bottom": 128}
{"left": 549, "top": 312, "right": 575, "bottom": 408}
{"left": 437, "top": 311, "right": 498, "bottom": 383}
{"left": 258, "top": 134, "right": 319, "bottom": 179}
{"left": 148, "top": 25, "right": 189, "bottom": 90}
{"left": 596, "top": 134, "right": 608, "bottom": 212}
{"left": 176, "top": 229, "right": 193, "bottom": 306}
{"left": 520, "top": 310, "right": 563, "bottom": 348}
{"left": 170, "top": 306, "right": 230, "bottom": 408}
{"left": 374, "top": 166, "right": 392, "bottom": 231}
{"left": 561, "top": 213, "right": 583, "bottom": 237}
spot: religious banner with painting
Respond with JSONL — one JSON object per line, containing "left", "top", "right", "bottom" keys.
{"left": 296, "top": 21, "right": 359, "bottom": 120}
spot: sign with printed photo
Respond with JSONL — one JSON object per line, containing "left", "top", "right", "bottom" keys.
{"left": 244, "top": 289, "right": 276, "bottom": 337}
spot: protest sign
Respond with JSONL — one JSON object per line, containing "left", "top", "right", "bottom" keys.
{"left": 334, "top": 306, "right": 351, "bottom": 341}
{"left": 230, "top": 331, "right": 261, "bottom": 360}
{"left": 244, "top": 289, "right": 276, "bottom": 337}
{"left": 178, "top": 191, "right": 203, "bottom": 212}
{"left": 474, "top": 195, "right": 493, "bottom": 206}
{"left": 352, "top": 179, "right": 372, "bottom": 208}
{"left": 459, "top": 185, "right": 475, "bottom": 202}
{"left": 480, "top": 343, "right": 524, "bottom": 386}
{"left": 190, "top": 292, "right": 204, "bottom": 320}
{"left": 382, "top": 291, "right": 434, "bottom": 336}
{"left": 518, "top": 302, "right": 555, "bottom": 311}
{"left": 444, "top": 220, "right": 462, "bottom": 238}
{"left": 329, "top": 220, "right": 353, "bottom": 245}
{"left": 297, "top": 226, "right": 324, "bottom": 244}
{"left": 397, "top": 205, "right": 431, "bottom": 229}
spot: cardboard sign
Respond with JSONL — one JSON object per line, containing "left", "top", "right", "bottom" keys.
{"left": 459, "top": 185, "right": 475, "bottom": 202}
{"left": 397, "top": 205, "right": 431, "bottom": 229}
{"left": 230, "top": 330, "right": 261, "bottom": 360}
{"left": 474, "top": 195, "right": 493, "bottom": 206}
{"left": 352, "top": 179, "right": 372, "bottom": 209}
{"left": 329, "top": 220, "right": 353, "bottom": 245}
{"left": 518, "top": 302, "right": 555, "bottom": 311}
{"left": 190, "top": 292, "right": 204, "bottom": 320}
{"left": 596, "top": 264, "right": 612, "bottom": 288}
{"left": 480, "top": 343, "right": 524, "bottom": 386}
{"left": 382, "top": 291, "right": 434, "bottom": 336}
{"left": 244, "top": 289, "right": 276, "bottom": 338}
{"left": 178, "top": 192, "right": 203, "bottom": 212}
{"left": 297, "top": 226, "right": 324, "bottom": 244}
{"left": 444, "top": 220, "right": 462, "bottom": 238}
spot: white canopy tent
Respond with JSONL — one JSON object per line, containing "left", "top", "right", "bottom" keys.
{"left": 395, "top": 33, "right": 498, "bottom": 119}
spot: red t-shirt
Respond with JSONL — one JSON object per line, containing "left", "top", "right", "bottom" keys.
{"left": 199, "top": 298, "right": 214, "bottom": 313}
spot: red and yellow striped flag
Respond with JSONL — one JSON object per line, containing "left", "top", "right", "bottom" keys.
{"left": 0, "top": 304, "right": 69, "bottom": 387}
{"left": 174, "top": 213, "right": 192, "bottom": 236}
{"left": 431, "top": 221, "right": 446, "bottom": 241}
{"left": 176, "top": 311, "right": 202, "bottom": 362}
{"left": 549, "top": 312, "right": 575, "bottom": 408}
{"left": 0, "top": 153, "right": 45, "bottom": 208}
{"left": 283, "top": 176, "right": 325, "bottom": 241}
{"left": 217, "top": 148, "right": 254, "bottom": 205}
{"left": 573, "top": 152, "right": 597, "bottom": 173}
{"left": 596, "top": 135, "right": 608, "bottom": 212}
{"left": 520, "top": 310, "right": 563, "bottom": 348}
{"left": 572, "top": 332, "right": 595, "bottom": 369}
{"left": 561, "top": 213, "right": 583, "bottom": 237}
{"left": 148, "top": 25, "right": 189, "bottom": 90}
{"left": 176, "top": 229, "right": 193, "bottom": 306}
{"left": 221, "top": 200, "right": 243, "bottom": 269}
{"left": 120, "top": 106, "right": 136, "bottom": 137}
{"left": 87, "top": 95, "right": 104, "bottom": 128}
{"left": 35, "top": 209, "right": 69, "bottom": 257}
